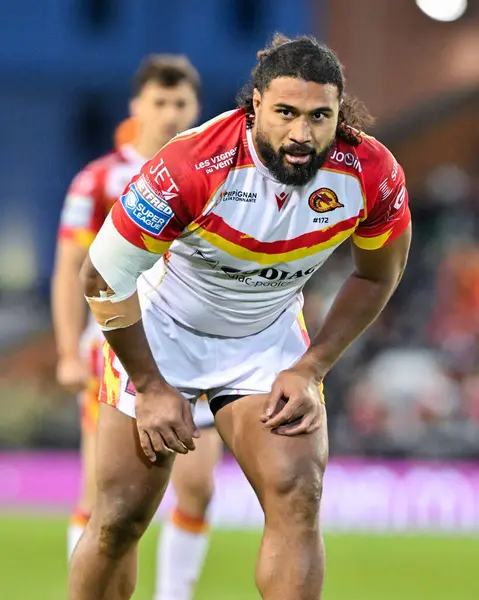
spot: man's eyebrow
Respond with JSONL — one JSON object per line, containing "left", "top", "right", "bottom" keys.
{"left": 274, "top": 103, "right": 334, "bottom": 114}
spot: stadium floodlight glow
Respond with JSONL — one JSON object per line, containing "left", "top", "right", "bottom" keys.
{"left": 415, "top": 0, "right": 467, "bottom": 21}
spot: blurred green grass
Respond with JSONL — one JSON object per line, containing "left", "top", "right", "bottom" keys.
{"left": 1, "top": 514, "right": 478, "bottom": 599}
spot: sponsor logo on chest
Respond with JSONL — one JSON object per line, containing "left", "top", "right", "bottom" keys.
{"left": 192, "top": 249, "right": 322, "bottom": 288}
{"left": 220, "top": 189, "right": 257, "bottom": 202}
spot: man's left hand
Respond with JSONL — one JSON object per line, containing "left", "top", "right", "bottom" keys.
{"left": 261, "top": 366, "right": 325, "bottom": 436}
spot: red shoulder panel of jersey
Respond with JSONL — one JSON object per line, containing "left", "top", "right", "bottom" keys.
{"left": 111, "top": 109, "right": 254, "bottom": 253}
{"left": 325, "top": 134, "right": 410, "bottom": 249}
{"left": 58, "top": 150, "right": 126, "bottom": 247}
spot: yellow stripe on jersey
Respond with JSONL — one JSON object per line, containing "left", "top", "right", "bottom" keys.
{"left": 140, "top": 234, "right": 173, "bottom": 254}
{"left": 352, "top": 229, "right": 393, "bottom": 250}
{"left": 190, "top": 224, "right": 357, "bottom": 266}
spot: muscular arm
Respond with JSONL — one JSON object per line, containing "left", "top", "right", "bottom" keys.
{"left": 80, "top": 140, "right": 204, "bottom": 456}
{"left": 264, "top": 144, "right": 411, "bottom": 433}
{"left": 83, "top": 211, "right": 198, "bottom": 457}
{"left": 81, "top": 214, "right": 163, "bottom": 393}
{"left": 52, "top": 240, "right": 88, "bottom": 362}
{"left": 297, "top": 223, "right": 411, "bottom": 378}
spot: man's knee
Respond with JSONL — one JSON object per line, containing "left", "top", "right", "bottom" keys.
{"left": 176, "top": 471, "right": 214, "bottom": 512}
{"left": 262, "top": 453, "right": 327, "bottom": 527}
{"left": 91, "top": 493, "right": 153, "bottom": 558}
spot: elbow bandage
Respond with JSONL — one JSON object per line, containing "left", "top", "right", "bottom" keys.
{"left": 86, "top": 291, "right": 142, "bottom": 331}
{"left": 86, "top": 212, "right": 161, "bottom": 330}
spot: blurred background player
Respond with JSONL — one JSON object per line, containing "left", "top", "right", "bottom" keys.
{"left": 51, "top": 54, "right": 223, "bottom": 600}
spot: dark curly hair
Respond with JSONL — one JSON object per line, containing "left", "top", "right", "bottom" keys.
{"left": 237, "top": 33, "right": 374, "bottom": 146}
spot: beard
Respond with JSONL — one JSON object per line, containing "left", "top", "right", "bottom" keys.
{"left": 254, "top": 127, "right": 335, "bottom": 186}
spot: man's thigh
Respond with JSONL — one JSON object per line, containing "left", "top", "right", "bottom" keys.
{"left": 93, "top": 403, "right": 175, "bottom": 522}
{"left": 214, "top": 394, "right": 328, "bottom": 508}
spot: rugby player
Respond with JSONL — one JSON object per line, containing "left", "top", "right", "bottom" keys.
{"left": 70, "top": 34, "right": 411, "bottom": 600}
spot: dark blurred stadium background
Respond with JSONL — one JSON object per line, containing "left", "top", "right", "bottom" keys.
{"left": 1, "top": 1, "right": 479, "bottom": 598}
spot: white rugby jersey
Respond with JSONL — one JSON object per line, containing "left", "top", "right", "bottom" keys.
{"left": 106, "top": 109, "right": 410, "bottom": 337}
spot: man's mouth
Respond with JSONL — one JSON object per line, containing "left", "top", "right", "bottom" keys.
{"left": 284, "top": 153, "right": 312, "bottom": 165}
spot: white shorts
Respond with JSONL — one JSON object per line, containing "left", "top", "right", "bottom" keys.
{"left": 100, "top": 297, "right": 310, "bottom": 419}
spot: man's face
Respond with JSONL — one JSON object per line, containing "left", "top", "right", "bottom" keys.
{"left": 252, "top": 77, "right": 340, "bottom": 186}
{"left": 131, "top": 80, "right": 199, "bottom": 150}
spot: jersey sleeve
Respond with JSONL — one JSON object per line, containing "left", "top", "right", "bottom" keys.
{"left": 58, "top": 166, "right": 106, "bottom": 248}
{"left": 110, "top": 139, "right": 207, "bottom": 255}
{"left": 352, "top": 147, "right": 411, "bottom": 250}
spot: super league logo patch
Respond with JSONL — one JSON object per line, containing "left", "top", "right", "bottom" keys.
{"left": 121, "top": 181, "right": 174, "bottom": 236}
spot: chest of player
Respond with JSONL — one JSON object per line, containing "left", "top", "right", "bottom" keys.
{"left": 211, "top": 166, "right": 364, "bottom": 238}
{"left": 179, "top": 167, "right": 365, "bottom": 285}
{"left": 192, "top": 167, "right": 362, "bottom": 251}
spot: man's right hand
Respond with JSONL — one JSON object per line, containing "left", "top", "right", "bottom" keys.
{"left": 56, "top": 357, "right": 88, "bottom": 395}
{"left": 135, "top": 382, "right": 200, "bottom": 461}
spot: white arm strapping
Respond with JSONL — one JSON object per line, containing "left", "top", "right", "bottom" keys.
{"left": 89, "top": 212, "right": 160, "bottom": 301}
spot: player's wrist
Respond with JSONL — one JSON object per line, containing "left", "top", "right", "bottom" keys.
{"left": 133, "top": 372, "right": 169, "bottom": 395}
{"left": 293, "top": 350, "right": 332, "bottom": 383}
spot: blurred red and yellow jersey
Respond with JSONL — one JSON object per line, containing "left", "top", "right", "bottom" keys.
{"left": 58, "top": 119, "right": 143, "bottom": 248}
{"left": 58, "top": 118, "right": 144, "bottom": 413}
